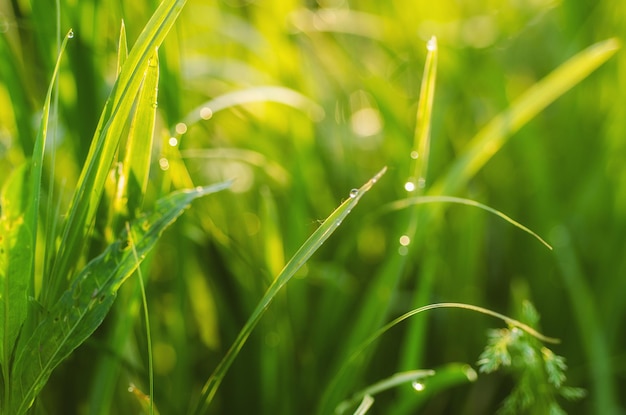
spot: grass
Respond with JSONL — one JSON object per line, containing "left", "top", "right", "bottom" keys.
{"left": 1, "top": 0, "right": 625, "bottom": 414}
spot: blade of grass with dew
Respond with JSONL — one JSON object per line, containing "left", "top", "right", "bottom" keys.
{"left": 391, "top": 363, "right": 479, "bottom": 413}
{"left": 46, "top": 0, "right": 187, "bottom": 309}
{"left": 335, "top": 370, "right": 435, "bottom": 415}
{"left": 189, "top": 167, "right": 387, "bottom": 415}
{"left": 112, "top": 48, "right": 160, "bottom": 225}
{"left": 376, "top": 196, "right": 552, "bottom": 250}
{"left": 0, "top": 30, "right": 71, "bottom": 410}
{"left": 9, "top": 182, "right": 230, "bottom": 415}
{"left": 317, "top": 37, "right": 437, "bottom": 415}
{"left": 392, "top": 39, "right": 621, "bottom": 408}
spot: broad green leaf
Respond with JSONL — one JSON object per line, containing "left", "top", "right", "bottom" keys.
{"left": 0, "top": 165, "right": 32, "bottom": 367}
{"left": 190, "top": 167, "right": 387, "bottom": 415}
{"left": 46, "top": 0, "right": 187, "bottom": 308}
{"left": 0, "top": 30, "right": 71, "bottom": 406}
{"left": 10, "top": 182, "right": 230, "bottom": 415}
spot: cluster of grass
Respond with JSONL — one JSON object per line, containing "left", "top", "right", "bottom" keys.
{"left": 1, "top": 0, "right": 625, "bottom": 414}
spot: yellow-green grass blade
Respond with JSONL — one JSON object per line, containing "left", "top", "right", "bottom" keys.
{"left": 190, "top": 167, "right": 387, "bottom": 415}
{"left": 46, "top": 0, "right": 187, "bottom": 308}
{"left": 10, "top": 182, "right": 230, "bottom": 415}
{"left": 430, "top": 37, "right": 620, "bottom": 197}
{"left": 117, "top": 20, "right": 128, "bottom": 76}
{"left": 117, "top": 49, "right": 160, "bottom": 219}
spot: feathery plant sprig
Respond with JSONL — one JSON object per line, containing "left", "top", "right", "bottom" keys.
{"left": 477, "top": 301, "right": 586, "bottom": 415}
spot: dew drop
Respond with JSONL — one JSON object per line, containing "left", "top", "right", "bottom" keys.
{"left": 426, "top": 36, "right": 437, "bottom": 51}
{"left": 417, "top": 177, "right": 426, "bottom": 188}
{"left": 410, "top": 151, "right": 419, "bottom": 159}
{"left": 349, "top": 188, "right": 359, "bottom": 198}
{"left": 152, "top": 101, "right": 158, "bottom": 109}
{"left": 200, "top": 107, "right": 213, "bottom": 120}
{"left": 168, "top": 137, "right": 178, "bottom": 147}
{"left": 67, "top": 29, "right": 74, "bottom": 39}
{"left": 412, "top": 381, "right": 425, "bottom": 391}
{"left": 404, "top": 181, "right": 416, "bottom": 192}
{"left": 399, "top": 235, "right": 411, "bottom": 246}
{"left": 159, "top": 158, "right": 170, "bottom": 171}
{"left": 175, "top": 122, "right": 187, "bottom": 135}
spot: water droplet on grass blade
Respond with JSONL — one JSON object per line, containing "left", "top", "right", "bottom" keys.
{"left": 200, "top": 107, "right": 213, "bottom": 120}
{"left": 412, "top": 381, "right": 425, "bottom": 391}
{"left": 168, "top": 137, "right": 178, "bottom": 147}
{"left": 349, "top": 188, "right": 359, "bottom": 198}
{"left": 175, "top": 122, "right": 187, "bottom": 135}
{"left": 410, "top": 151, "right": 419, "bottom": 159}
{"left": 68, "top": 29, "right": 74, "bottom": 38}
{"left": 404, "top": 181, "right": 416, "bottom": 192}
{"left": 426, "top": 36, "right": 437, "bottom": 51}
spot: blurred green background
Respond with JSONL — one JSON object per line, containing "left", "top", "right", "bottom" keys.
{"left": 1, "top": 0, "right": 625, "bottom": 413}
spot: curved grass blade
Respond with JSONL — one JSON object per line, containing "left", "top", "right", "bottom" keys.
{"left": 326, "top": 302, "right": 559, "bottom": 415}
{"left": 376, "top": 195, "right": 552, "bottom": 250}
{"left": 47, "top": 0, "right": 187, "bottom": 308}
{"left": 9, "top": 182, "right": 230, "bottom": 415}
{"left": 352, "top": 395, "right": 374, "bottom": 415}
{"left": 336, "top": 370, "right": 435, "bottom": 414}
{"left": 190, "top": 167, "right": 387, "bottom": 415}
{"left": 180, "top": 86, "right": 325, "bottom": 127}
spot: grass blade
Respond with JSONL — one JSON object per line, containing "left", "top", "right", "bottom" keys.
{"left": 377, "top": 195, "right": 552, "bottom": 250}
{"left": 190, "top": 167, "right": 387, "bottom": 415}
{"left": 9, "top": 182, "right": 230, "bottom": 415}
{"left": 46, "top": 0, "right": 187, "bottom": 308}
{"left": 0, "top": 29, "right": 71, "bottom": 410}
{"left": 430, "top": 38, "right": 620, "bottom": 197}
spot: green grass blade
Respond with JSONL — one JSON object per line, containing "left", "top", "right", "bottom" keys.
{"left": 46, "top": 0, "right": 187, "bottom": 308}
{"left": 190, "top": 167, "right": 387, "bottom": 415}
{"left": 116, "top": 49, "right": 160, "bottom": 220}
{"left": 0, "top": 30, "right": 71, "bottom": 410}
{"left": 9, "top": 182, "right": 229, "bottom": 415}
{"left": 377, "top": 195, "right": 552, "bottom": 250}
{"left": 430, "top": 38, "right": 620, "bottom": 197}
